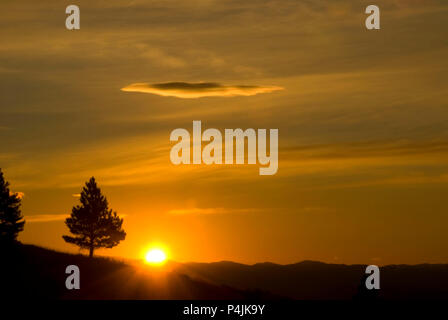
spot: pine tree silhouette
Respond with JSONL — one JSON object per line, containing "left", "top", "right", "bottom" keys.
{"left": 63, "top": 177, "right": 126, "bottom": 258}
{"left": 0, "top": 169, "right": 25, "bottom": 244}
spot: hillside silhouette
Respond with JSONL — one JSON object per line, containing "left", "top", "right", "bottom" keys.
{"left": 1, "top": 244, "right": 448, "bottom": 300}
{"left": 0, "top": 244, "right": 276, "bottom": 300}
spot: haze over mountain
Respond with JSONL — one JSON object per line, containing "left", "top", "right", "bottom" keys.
{"left": 176, "top": 261, "right": 448, "bottom": 300}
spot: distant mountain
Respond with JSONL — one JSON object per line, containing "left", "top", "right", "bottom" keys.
{"left": 175, "top": 260, "right": 448, "bottom": 300}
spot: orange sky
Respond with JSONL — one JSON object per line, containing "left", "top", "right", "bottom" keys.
{"left": 1, "top": 0, "right": 448, "bottom": 265}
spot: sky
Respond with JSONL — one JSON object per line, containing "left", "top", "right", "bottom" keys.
{"left": 1, "top": 0, "right": 447, "bottom": 265}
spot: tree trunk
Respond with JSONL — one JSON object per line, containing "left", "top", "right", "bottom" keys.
{"left": 89, "top": 246, "right": 94, "bottom": 258}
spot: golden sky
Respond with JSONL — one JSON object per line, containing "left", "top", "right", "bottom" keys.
{"left": 1, "top": 0, "right": 448, "bottom": 265}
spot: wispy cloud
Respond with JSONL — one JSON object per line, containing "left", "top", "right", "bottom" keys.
{"left": 138, "top": 47, "right": 186, "bottom": 68}
{"left": 26, "top": 214, "right": 68, "bottom": 223}
{"left": 167, "top": 207, "right": 259, "bottom": 215}
{"left": 283, "top": 140, "right": 448, "bottom": 161}
{"left": 121, "top": 82, "right": 283, "bottom": 98}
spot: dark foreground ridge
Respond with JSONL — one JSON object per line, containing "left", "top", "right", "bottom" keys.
{"left": 1, "top": 244, "right": 448, "bottom": 300}
{"left": 1, "top": 244, "right": 275, "bottom": 300}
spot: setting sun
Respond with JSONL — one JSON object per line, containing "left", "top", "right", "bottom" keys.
{"left": 145, "top": 248, "right": 167, "bottom": 264}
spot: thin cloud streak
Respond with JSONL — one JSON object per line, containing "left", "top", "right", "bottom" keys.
{"left": 26, "top": 213, "right": 128, "bottom": 223}
{"left": 26, "top": 214, "right": 69, "bottom": 223}
{"left": 121, "top": 82, "right": 284, "bottom": 98}
{"left": 167, "top": 207, "right": 260, "bottom": 215}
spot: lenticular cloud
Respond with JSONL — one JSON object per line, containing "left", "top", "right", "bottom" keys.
{"left": 121, "top": 82, "right": 283, "bottom": 98}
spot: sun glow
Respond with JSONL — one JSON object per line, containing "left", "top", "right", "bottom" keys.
{"left": 145, "top": 248, "right": 167, "bottom": 264}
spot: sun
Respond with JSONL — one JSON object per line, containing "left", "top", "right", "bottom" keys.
{"left": 145, "top": 248, "right": 167, "bottom": 265}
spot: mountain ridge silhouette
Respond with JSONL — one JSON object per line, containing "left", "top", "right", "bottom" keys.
{"left": 175, "top": 260, "right": 448, "bottom": 300}
{"left": 2, "top": 244, "right": 447, "bottom": 300}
